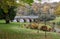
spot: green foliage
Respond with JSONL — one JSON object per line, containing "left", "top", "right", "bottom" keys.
{"left": 0, "top": 6, "right": 16, "bottom": 23}
{"left": 0, "top": 0, "right": 17, "bottom": 23}
{"left": 0, "top": 8, "right": 5, "bottom": 19}
{"left": 21, "top": 0, "right": 34, "bottom": 5}
{"left": 57, "top": 21, "right": 60, "bottom": 25}
{"left": 0, "top": 0, "right": 34, "bottom": 14}
{"left": 39, "top": 13, "right": 56, "bottom": 21}
{"left": 0, "top": 0, "right": 17, "bottom": 13}
{"left": 8, "top": 6, "right": 16, "bottom": 20}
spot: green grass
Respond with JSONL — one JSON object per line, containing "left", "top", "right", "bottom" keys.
{"left": 0, "top": 20, "right": 60, "bottom": 39}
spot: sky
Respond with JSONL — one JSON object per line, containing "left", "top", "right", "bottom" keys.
{"left": 34, "top": 0, "right": 60, "bottom": 3}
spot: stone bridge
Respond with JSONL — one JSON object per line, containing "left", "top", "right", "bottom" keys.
{"left": 13, "top": 16, "right": 39, "bottom": 22}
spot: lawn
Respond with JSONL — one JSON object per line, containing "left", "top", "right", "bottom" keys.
{"left": 0, "top": 20, "right": 60, "bottom": 39}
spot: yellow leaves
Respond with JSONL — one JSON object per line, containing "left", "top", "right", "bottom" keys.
{"left": 55, "top": 6, "right": 60, "bottom": 11}
{"left": 43, "top": 5, "right": 50, "bottom": 12}
{"left": 54, "top": 6, "right": 60, "bottom": 15}
{"left": 34, "top": 7, "right": 38, "bottom": 12}
{"left": 54, "top": 2, "right": 60, "bottom": 15}
{"left": 32, "top": 5, "right": 39, "bottom": 13}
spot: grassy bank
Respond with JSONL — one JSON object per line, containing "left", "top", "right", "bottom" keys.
{"left": 0, "top": 20, "right": 60, "bottom": 39}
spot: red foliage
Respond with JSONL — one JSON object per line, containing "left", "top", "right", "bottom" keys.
{"left": 40, "top": 26, "right": 52, "bottom": 31}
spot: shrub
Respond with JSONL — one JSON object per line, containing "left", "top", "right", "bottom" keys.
{"left": 26, "top": 23, "right": 39, "bottom": 29}
{"left": 40, "top": 26, "right": 48, "bottom": 31}
{"left": 40, "top": 26, "right": 52, "bottom": 31}
{"left": 30, "top": 23, "right": 38, "bottom": 29}
{"left": 48, "top": 28, "right": 52, "bottom": 31}
{"left": 26, "top": 23, "right": 52, "bottom": 32}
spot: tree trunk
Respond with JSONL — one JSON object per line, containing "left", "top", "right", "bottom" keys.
{"left": 5, "top": 19, "right": 10, "bottom": 24}
{"left": 44, "top": 21, "right": 47, "bottom": 38}
{"left": 11, "top": 20, "right": 13, "bottom": 22}
{"left": 5, "top": 14, "right": 10, "bottom": 24}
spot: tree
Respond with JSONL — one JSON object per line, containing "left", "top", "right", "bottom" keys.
{"left": 55, "top": 5, "right": 60, "bottom": 16}
{"left": 28, "top": 8, "right": 37, "bottom": 16}
{"left": 39, "top": 13, "right": 55, "bottom": 22}
{"left": 0, "top": 0, "right": 34, "bottom": 24}
{"left": 8, "top": 6, "right": 16, "bottom": 21}
{"left": 0, "top": 0, "right": 17, "bottom": 24}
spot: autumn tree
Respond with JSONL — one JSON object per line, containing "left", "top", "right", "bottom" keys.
{"left": 54, "top": 3, "right": 60, "bottom": 16}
